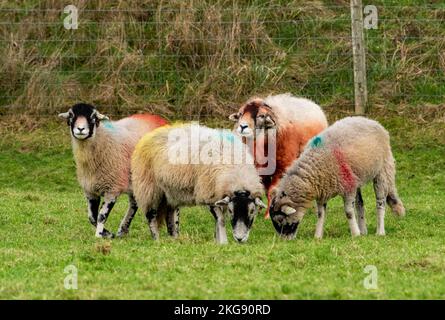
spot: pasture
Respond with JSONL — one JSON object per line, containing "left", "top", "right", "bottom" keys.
{"left": 1, "top": 0, "right": 444, "bottom": 300}
{"left": 0, "top": 113, "right": 444, "bottom": 299}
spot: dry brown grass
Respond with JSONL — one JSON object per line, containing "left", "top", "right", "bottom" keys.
{"left": 0, "top": 0, "right": 444, "bottom": 122}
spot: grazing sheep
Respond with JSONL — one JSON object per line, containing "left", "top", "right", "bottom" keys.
{"left": 58, "top": 103, "right": 168, "bottom": 238}
{"left": 269, "top": 116, "right": 405, "bottom": 239}
{"left": 128, "top": 123, "right": 266, "bottom": 244}
{"left": 229, "top": 93, "right": 328, "bottom": 218}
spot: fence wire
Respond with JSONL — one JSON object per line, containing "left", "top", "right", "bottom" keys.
{"left": 0, "top": 1, "right": 444, "bottom": 120}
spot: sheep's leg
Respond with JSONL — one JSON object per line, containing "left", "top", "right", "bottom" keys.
{"left": 373, "top": 176, "right": 387, "bottom": 236}
{"left": 344, "top": 193, "right": 361, "bottom": 237}
{"left": 87, "top": 195, "right": 113, "bottom": 238}
{"left": 261, "top": 175, "right": 272, "bottom": 219}
{"left": 356, "top": 188, "right": 367, "bottom": 235}
{"left": 314, "top": 202, "right": 327, "bottom": 239}
{"left": 145, "top": 208, "right": 160, "bottom": 240}
{"left": 86, "top": 195, "right": 100, "bottom": 226}
{"left": 95, "top": 194, "right": 116, "bottom": 238}
{"left": 116, "top": 194, "right": 138, "bottom": 237}
{"left": 166, "top": 208, "right": 180, "bottom": 238}
{"left": 210, "top": 206, "right": 228, "bottom": 245}
{"left": 265, "top": 173, "right": 284, "bottom": 219}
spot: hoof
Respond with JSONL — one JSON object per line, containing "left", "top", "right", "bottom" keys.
{"left": 96, "top": 229, "right": 115, "bottom": 239}
{"left": 116, "top": 230, "right": 128, "bottom": 238}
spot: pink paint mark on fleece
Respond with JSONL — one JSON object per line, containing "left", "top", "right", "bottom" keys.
{"left": 332, "top": 148, "right": 356, "bottom": 193}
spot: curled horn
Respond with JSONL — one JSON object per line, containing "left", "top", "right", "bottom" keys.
{"left": 228, "top": 113, "right": 240, "bottom": 122}
{"left": 91, "top": 109, "right": 109, "bottom": 121}
{"left": 214, "top": 196, "right": 230, "bottom": 207}
{"left": 255, "top": 197, "right": 267, "bottom": 209}
{"left": 281, "top": 205, "right": 296, "bottom": 215}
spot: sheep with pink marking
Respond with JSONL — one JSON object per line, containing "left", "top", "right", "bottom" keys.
{"left": 269, "top": 116, "right": 405, "bottom": 239}
{"left": 58, "top": 103, "right": 168, "bottom": 238}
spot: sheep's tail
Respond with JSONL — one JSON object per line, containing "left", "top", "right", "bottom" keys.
{"left": 383, "top": 151, "right": 406, "bottom": 217}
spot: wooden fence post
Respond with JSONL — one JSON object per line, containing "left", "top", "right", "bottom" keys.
{"left": 350, "top": 0, "right": 368, "bottom": 114}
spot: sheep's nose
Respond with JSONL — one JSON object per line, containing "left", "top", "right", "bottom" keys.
{"left": 78, "top": 127, "right": 85, "bottom": 132}
{"left": 234, "top": 236, "right": 244, "bottom": 242}
{"left": 240, "top": 124, "right": 248, "bottom": 132}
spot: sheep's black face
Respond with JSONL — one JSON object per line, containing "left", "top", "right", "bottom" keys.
{"left": 269, "top": 193, "right": 302, "bottom": 240}
{"left": 59, "top": 103, "right": 108, "bottom": 140}
{"left": 215, "top": 190, "right": 266, "bottom": 243}
{"left": 270, "top": 210, "right": 300, "bottom": 240}
{"left": 227, "top": 191, "right": 257, "bottom": 243}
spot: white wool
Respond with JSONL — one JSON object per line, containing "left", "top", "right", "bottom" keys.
{"left": 264, "top": 93, "right": 328, "bottom": 127}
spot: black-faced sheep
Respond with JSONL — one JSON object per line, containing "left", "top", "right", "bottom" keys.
{"left": 128, "top": 123, "right": 266, "bottom": 244}
{"left": 59, "top": 103, "right": 168, "bottom": 238}
{"left": 269, "top": 116, "right": 405, "bottom": 239}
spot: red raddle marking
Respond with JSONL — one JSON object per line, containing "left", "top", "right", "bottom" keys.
{"left": 251, "top": 121, "right": 326, "bottom": 217}
{"left": 332, "top": 147, "right": 356, "bottom": 193}
{"left": 130, "top": 114, "right": 169, "bottom": 126}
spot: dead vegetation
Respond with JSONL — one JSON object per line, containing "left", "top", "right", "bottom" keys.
{"left": 0, "top": 0, "right": 444, "bottom": 121}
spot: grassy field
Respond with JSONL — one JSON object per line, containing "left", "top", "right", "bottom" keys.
{"left": 0, "top": 0, "right": 444, "bottom": 300}
{"left": 0, "top": 112, "right": 444, "bottom": 299}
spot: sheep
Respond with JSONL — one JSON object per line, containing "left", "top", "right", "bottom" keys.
{"left": 127, "top": 123, "right": 267, "bottom": 244}
{"left": 229, "top": 93, "right": 328, "bottom": 218}
{"left": 269, "top": 116, "right": 405, "bottom": 239}
{"left": 58, "top": 103, "right": 168, "bottom": 238}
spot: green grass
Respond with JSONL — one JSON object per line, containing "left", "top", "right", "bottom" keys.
{"left": 0, "top": 0, "right": 444, "bottom": 300}
{"left": 0, "top": 115, "right": 444, "bottom": 299}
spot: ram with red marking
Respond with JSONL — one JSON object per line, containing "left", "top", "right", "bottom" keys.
{"left": 229, "top": 93, "right": 328, "bottom": 218}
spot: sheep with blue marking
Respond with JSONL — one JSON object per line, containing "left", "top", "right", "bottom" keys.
{"left": 59, "top": 103, "right": 168, "bottom": 238}
{"left": 127, "top": 123, "right": 266, "bottom": 244}
{"left": 269, "top": 116, "right": 405, "bottom": 239}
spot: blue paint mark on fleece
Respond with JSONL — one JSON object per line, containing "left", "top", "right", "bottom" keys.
{"left": 310, "top": 135, "right": 323, "bottom": 148}
{"left": 217, "top": 131, "right": 237, "bottom": 144}
{"left": 102, "top": 120, "right": 115, "bottom": 131}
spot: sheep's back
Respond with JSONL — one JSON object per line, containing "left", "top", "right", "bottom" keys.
{"left": 77, "top": 115, "right": 166, "bottom": 196}
{"left": 264, "top": 93, "right": 328, "bottom": 127}
{"left": 132, "top": 124, "right": 262, "bottom": 206}
{"left": 311, "top": 116, "right": 391, "bottom": 186}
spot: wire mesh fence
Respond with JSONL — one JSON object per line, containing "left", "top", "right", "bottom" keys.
{"left": 0, "top": 1, "right": 444, "bottom": 120}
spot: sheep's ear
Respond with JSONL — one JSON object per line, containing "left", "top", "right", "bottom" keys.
{"left": 58, "top": 110, "right": 72, "bottom": 119}
{"left": 215, "top": 196, "right": 230, "bottom": 207}
{"left": 255, "top": 197, "right": 267, "bottom": 209}
{"left": 281, "top": 205, "right": 296, "bottom": 215}
{"left": 229, "top": 113, "right": 240, "bottom": 122}
{"left": 264, "top": 115, "right": 276, "bottom": 128}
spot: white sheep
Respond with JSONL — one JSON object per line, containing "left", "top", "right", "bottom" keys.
{"left": 269, "top": 116, "right": 405, "bottom": 239}
{"left": 127, "top": 123, "right": 266, "bottom": 244}
{"left": 58, "top": 103, "right": 168, "bottom": 238}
